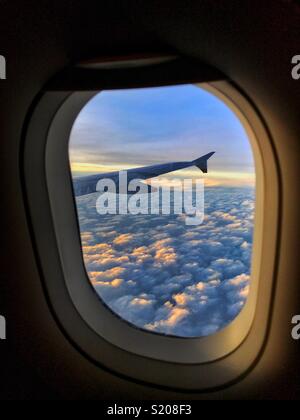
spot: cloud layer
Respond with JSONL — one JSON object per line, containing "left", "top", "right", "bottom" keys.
{"left": 76, "top": 187, "right": 255, "bottom": 337}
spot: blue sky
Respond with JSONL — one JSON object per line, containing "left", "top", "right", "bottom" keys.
{"left": 69, "top": 84, "right": 255, "bottom": 187}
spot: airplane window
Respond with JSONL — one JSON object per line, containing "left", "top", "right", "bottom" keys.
{"left": 68, "top": 85, "right": 255, "bottom": 338}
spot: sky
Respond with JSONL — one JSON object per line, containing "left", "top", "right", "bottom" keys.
{"left": 69, "top": 84, "right": 255, "bottom": 187}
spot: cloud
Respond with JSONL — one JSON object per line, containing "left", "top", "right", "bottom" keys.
{"left": 75, "top": 186, "right": 255, "bottom": 337}
{"left": 145, "top": 307, "right": 190, "bottom": 332}
{"left": 153, "top": 241, "right": 177, "bottom": 266}
{"left": 113, "top": 233, "right": 134, "bottom": 245}
{"left": 89, "top": 267, "right": 126, "bottom": 282}
{"left": 131, "top": 297, "right": 153, "bottom": 306}
{"left": 92, "top": 278, "right": 124, "bottom": 288}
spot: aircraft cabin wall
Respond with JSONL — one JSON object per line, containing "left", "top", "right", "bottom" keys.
{"left": 0, "top": 0, "right": 300, "bottom": 400}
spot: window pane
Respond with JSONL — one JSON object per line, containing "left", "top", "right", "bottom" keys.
{"left": 69, "top": 85, "right": 255, "bottom": 338}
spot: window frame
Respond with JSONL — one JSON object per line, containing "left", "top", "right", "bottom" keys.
{"left": 22, "top": 64, "right": 280, "bottom": 390}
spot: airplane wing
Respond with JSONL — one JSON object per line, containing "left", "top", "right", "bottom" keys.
{"left": 73, "top": 152, "right": 215, "bottom": 197}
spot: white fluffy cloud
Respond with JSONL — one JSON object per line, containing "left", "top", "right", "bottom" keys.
{"left": 75, "top": 187, "right": 255, "bottom": 337}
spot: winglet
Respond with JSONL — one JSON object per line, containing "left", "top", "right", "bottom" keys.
{"left": 192, "top": 152, "right": 215, "bottom": 173}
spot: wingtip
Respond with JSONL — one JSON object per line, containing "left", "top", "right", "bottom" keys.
{"left": 192, "top": 152, "right": 215, "bottom": 173}
{"left": 202, "top": 151, "right": 215, "bottom": 160}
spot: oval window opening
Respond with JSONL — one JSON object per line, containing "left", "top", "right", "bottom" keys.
{"left": 68, "top": 84, "right": 256, "bottom": 338}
